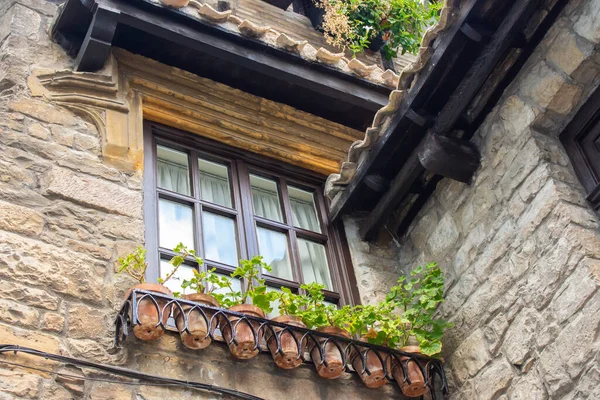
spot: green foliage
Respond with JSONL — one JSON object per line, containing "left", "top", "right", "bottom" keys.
{"left": 213, "top": 256, "right": 279, "bottom": 314}
{"left": 116, "top": 246, "right": 148, "bottom": 284}
{"left": 386, "top": 262, "right": 453, "bottom": 356}
{"left": 319, "top": 0, "right": 442, "bottom": 59}
{"left": 157, "top": 242, "right": 190, "bottom": 286}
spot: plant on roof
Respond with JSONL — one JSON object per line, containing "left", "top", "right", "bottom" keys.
{"left": 317, "top": 0, "right": 442, "bottom": 60}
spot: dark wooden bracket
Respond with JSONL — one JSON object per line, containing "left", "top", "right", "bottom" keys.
{"left": 460, "top": 23, "right": 493, "bottom": 43}
{"left": 418, "top": 134, "right": 480, "bottom": 184}
{"left": 75, "top": 6, "right": 120, "bottom": 71}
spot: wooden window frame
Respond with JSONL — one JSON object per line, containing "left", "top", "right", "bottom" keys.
{"left": 143, "top": 121, "right": 360, "bottom": 305}
{"left": 560, "top": 86, "right": 600, "bottom": 212}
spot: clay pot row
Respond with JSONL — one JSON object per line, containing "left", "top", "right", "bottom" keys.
{"left": 126, "top": 284, "right": 427, "bottom": 396}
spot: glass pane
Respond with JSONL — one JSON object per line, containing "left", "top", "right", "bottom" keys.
{"left": 160, "top": 260, "right": 196, "bottom": 295}
{"left": 298, "top": 239, "right": 332, "bottom": 290}
{"left": 157, "top": 145, "right": 191, "bottom": 196}
{"left": 212, "top": 273, "right": 241, "bottom": 297}
{"left": 266, "top": 287, "right": 283, "bottom": 318}
{"left": 159, "top": 199, "right": 195, "bottom": 251}
{"left": 257, "top": 227, "right": 293, "bottom": 281}
{"left": 198, "top": 158, "right": 232, "bottom": 208}
{"left": 250, "top": 175, "right": 283, "bottom": 223}
{"left": 289, "top": 186, "right": 321, "bottom": 233}
{"left": 202, "top": 212, "right": 238, "bottom": 266}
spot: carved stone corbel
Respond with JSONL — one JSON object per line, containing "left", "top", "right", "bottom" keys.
{"left": 28, "top": 55, "right": 143, "bottom": 172}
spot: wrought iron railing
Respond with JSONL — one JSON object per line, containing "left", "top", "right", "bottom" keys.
{"left": 115, "top": 289, "right": 448, "bottom": 398}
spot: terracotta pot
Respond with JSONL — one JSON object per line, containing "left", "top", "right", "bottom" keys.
{"left": 392, "top": 346, "right": 428, "bottom": 397}
{"left": 221, "top": 304, "right": 265, "bottom": 359}
{"left": 264, "top": 315, "right": 306, "bottom": 369}
{"left": 160, "top": 0, "right": 189, "bottom": 8}
{"left": 125, "top": 283, "right": 173, "bottom": 341}
{"left": 350, "top": 337, "right": 391, "bottom": 388}
{"left": 308, "top": 326, "right": 350, "bottom": 379}
{"left": 174, "top": 293, "right": 220, "bottom": 350}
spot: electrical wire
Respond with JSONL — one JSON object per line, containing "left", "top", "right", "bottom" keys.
{"left": 0, "top": 345, "right": 264, "bottom": 400}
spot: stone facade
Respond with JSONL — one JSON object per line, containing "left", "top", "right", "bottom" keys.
{"left": 382, "top": 0, "right": 600, "bottom": 398}
{"left": 2, "top": 0, "right": 600, "bottom": 399}
{"left": 0, "top": 0, "right": 405, "bottom": 399}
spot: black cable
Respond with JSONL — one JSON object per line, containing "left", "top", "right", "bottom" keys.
{"left": 0, "top": 345, "right": 264, "bottom": 400}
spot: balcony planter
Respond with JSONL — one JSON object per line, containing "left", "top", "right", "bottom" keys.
{"left": 174, "top": 293, "right": 220, "bottom": 350}
{"left": 126, "top": 283, "right": 173, "bottom": 341}
{"left": 265, "top": 315, "right": 306, "bottom": 369}
{"left": 350, "top": 338, "right": 390, "bottom": 389}
{"left": 221, "top": 304, "right": 264, "bottom": 359}
{"left": 392, "top": 346, "right": 428, "bottom": 397}
{"left": 308, "top": 326, "right": 350, "bottom": 379}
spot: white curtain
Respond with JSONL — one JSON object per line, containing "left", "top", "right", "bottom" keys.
{"left": 157, "top": 160, "right": 190, "bottom": 195}
{"left": 199, "top": 171, "right": 232, "bottom": 207}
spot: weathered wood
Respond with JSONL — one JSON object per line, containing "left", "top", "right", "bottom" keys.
{"left": 357, "top": 0, "right": 546, "bottom": 239}
{"left": 429, "top": 0, "right": 543, "bottom": 136}
{"left": 418, "top": 134, "right": 480, "bottom": 184}
{"left": 75, "top": 7, "right": 119, "bottom": 72}
{"left": 360, "top": 151, "right": 425, "bottom": 241}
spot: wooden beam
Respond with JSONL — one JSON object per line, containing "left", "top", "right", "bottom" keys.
{"left": 360, "top": 150, "right": 425, "bottom": 241}
{"left": 329, "top": 0, "right": 482, "bottom": 221}
{"left": 418, "top": 134, "right": 480, "bottom": 183}
{"left": 358, "top": 0, "right": 545, "bottom": 240}
{"left": 429, "top": 0, "right": 544, "bottom": 136}
{"left": 75, "top": 6, "right": 119, "bottom": 72}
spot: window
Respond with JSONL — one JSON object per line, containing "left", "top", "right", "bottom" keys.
{"left": 560, "top": 86, "right": 600, "bottom": 212}
{"left": 143, "top": 122, "right": 359, "bottom": 308}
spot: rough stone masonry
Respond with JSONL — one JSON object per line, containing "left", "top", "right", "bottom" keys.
{"left": 364, "top": 0, "right": 600, "bottom": 398}
{"left": 1, "top": 0, "right": 600, "bottom": 399}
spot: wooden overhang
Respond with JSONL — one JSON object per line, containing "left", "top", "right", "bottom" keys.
{"left": 51, "top": 0, "right": 391, "bottom": 131}
{"left": 329, "top": 0, "right": 569, "bottom": 241}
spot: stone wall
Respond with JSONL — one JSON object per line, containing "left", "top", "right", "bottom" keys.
{"left": 0, "top": 0, "right": 408, "bottom": 399}
{"left": 391, "top": 0, "right": 600, "bottom": 398}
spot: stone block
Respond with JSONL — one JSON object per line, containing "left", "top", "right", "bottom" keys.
{"left": 0, "top": 281, "right": 60, "bottom": 310}
{"left": 9, "top": 4, "right": 41, "bottom": 40}
{"left": 0, "top": 298, "right": 40, "bottom": 329}
{"left": 554, "top": 291, "right": 600, "bottom": 378}
{"left": 573, "top": 0, "right": 600, "bottom": 44}
{"left": 67, "top": 304, "right": 110, "bottom": 339}
{"left": 427, "top": 213, "right": 459, "bottom": 255}
{"left": 43, "top": 166, "right": 142, "bottom": 218}
{"left": 73, "top": 132, "right": 101, "bottom": 154}
{"left": 51, "top": 125, "right": 76, "bottom": 147}
{"left": 0, "top": 231, "right": 106, "bottom": 304}
{"left": 0, "top": 368, "right": 42, "bottom": 399}
{"left": 473, "top": 359, "right": 513, "bottom": 399}
{"left": 537, "top": 343, "right": 571, "bottom": 395}
{"left": 0, "top": 199, "right": 45, "bottom": 236}
{"left": 483, "top": 313, "right": 508, "bottom": 355}
{"left": 9, "top": 98, "right": 78, "bottom": 126}
{"left": 519, "top": 62, "right": 566, "bottom": 108}
{"left": 507, "top": 370, "right": 548, "bottom": 400}
{"left": 551, "top": 263, "right": 598, "bottom": 323}
{"left": 0, "top": 324, "right": 60, "bottom": 376}
{"left": 546, "top": 29, "right": 594, "bottom": 75}
{"left": 448, "top": 329, "right": 490, "bottom": 384}
{"left": 547, "top": 83, "right": 583, "bottom": 115}
{"left": 89, "top": 382, "right": 134, "bottom": 400}
{"left": 27, "top": 122, "right": 50, "bottom": 139}
{"left": 41, "top": 312, "right": 65, "bottom": 333}
{"left": 501, "top": 308, "right": 539, "bottom": 365}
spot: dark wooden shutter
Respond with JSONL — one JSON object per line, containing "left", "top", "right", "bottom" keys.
{"left": 560, "top": 86, "right": 600, "bottom": 211}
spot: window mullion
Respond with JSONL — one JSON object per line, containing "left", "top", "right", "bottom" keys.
{"left": 280, "top": 178, "right": 303, "bottom": 284}
{"left": 190, "top": 151, "right": 205, "bottom": 271}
